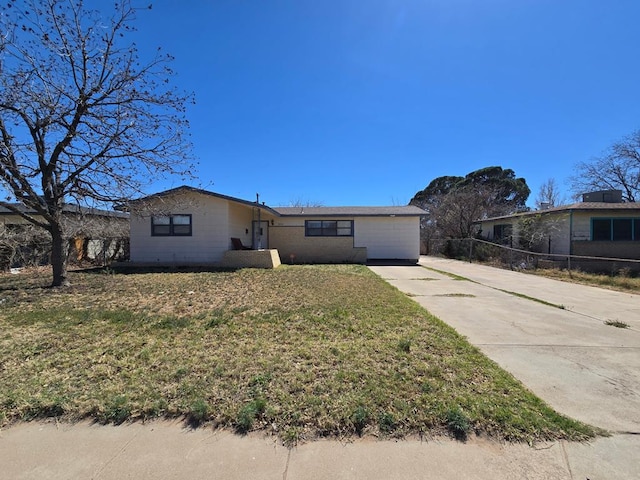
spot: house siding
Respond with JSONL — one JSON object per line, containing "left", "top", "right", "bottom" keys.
{"left": 228, "top": 202, "right": 257, "bottom": 250}
{"left": 354, "top": 216, "right": 420, "bottom": 260}
{"left": 130, "top": 191, "right": 230, "bottom": 263}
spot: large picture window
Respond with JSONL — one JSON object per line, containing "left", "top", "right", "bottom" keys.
{"left": 151, "top": 214, "right": 192, "bottom": 236}
{"left": 305, "top": 220, "right": 353, "bottom": 237}
{"left": 591, "top": 218, "right": 640, "bottom": 241}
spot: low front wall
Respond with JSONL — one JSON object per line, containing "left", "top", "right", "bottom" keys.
{"left": 269, "top": 226, "right": 367, "bottom": 264}
{"left": 572, "top": 241, "right": 640, "bottom": 260}
{"left": 570, "top": 241, "right": 640, "bottom": 273}
{"left": 220, "top": 249, "right": 281, "bottom": 269}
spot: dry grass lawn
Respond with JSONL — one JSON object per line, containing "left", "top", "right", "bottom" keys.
{"left": 0, "top": 265, "right": 598, "bottom": 444}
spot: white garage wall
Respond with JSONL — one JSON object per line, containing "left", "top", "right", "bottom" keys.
{"left": 354, "top": 217, "right": 420, "bottom": 260}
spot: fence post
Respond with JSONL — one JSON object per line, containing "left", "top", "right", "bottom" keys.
{"left": 509, "top": 236, "right": 514, "bottom": 270}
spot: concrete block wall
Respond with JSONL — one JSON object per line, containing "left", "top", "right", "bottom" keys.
{"left": 220, "top": 249, "right": 281, "bottom": 269}
{"left": 269, "top": 226, "right": 367, "bottom": 263}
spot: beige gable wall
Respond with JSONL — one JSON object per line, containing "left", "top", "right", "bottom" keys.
{"left": 130, "top": 191, "right": 230, "bottom": 263}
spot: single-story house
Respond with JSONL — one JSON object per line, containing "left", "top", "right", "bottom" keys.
{"left": 0, "top": 203, "right": 129, "bottom": 268}
{"left": 476, "top": 190, "right": 640, "bottom": 271}
{"left": 129, "top": 186, "right": 425, "bottom": 266}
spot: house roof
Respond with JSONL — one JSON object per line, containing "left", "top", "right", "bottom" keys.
{"left": 130, "top": 185, "right": 282, "bottom": 216}
{"left": 478, "top": 201, "right": 640, "bottom": 223}
{"left": 132, "top": 186, "right": 426, "bottom": 217}
{"left": 0, "top": 203, "right": 129, "bottom": 219}
{"left": 273, "top": 206, "right": 426, "bottom": 217}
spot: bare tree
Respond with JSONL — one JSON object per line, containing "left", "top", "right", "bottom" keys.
{"left": 286, "top": 197, "right": 324, "bottom": 208}
{"left": 535, "top": 178, "right": 566, "bottom": 209}
{"left": 0, "top": 0, "right": 194, "bottom": 286}
{"left": 571, "top": 130, "right": 640, "bottom": 202}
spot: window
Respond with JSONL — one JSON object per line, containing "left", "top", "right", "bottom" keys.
{"left": 151, "top": 214, "right": 192, "bottom": 236}
{"left": 305, "top": 220, "right": 353, "bottom": 237}
{"left": 493, "top": 224, "right": 512, "bottom": 243}
{"left": 591, "top": 218, "right": 640, "bottom": 241}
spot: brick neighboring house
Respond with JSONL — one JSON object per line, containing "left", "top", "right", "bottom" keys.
{"left": 129, "top": 186, "right": 425, "bottom": 267}
{"left": 476, "top": 190, "right": 640, "bottom": 272}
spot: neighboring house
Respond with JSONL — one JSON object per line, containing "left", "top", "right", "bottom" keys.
{"left": 129, "top": 186, "right": 424, "bottom": 266}
{"left": 0, "top": 204, "right": 129, "bottom": 268}
{"left": 476, "top": 190, "right": 640, "bottom": 271}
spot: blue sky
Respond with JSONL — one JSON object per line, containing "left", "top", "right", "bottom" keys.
{"left": 126, "top": 0, "right": 639, "bottom": 207}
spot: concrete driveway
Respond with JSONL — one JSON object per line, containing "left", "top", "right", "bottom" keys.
{"left": 369, "top": 256, "right": 640, "bottom": 478}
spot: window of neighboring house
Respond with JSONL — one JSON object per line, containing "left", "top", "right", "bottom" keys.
{"left": 493, "top": 224, "right": 512, "bottom": 243}
{"left": 151, "top": 214, "right": 192, "bottom": 236}
{"left": 591, "top": 218, "right": 640, "bottom": 241}
{"left": 305, "top": 220, "right": 353, "bottom": 237}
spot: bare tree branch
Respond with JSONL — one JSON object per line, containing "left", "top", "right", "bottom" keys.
{"left": 0, "top": 0, "right": 195, "bottom": 286}
{"left": 570, "top": 130, "right": 640, "bottom": 202}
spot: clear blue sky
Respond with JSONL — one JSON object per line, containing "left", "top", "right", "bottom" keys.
{"left": 125, "top": 0, "right": 639, "bottom": 207}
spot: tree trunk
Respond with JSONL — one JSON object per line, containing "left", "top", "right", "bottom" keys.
{"left": 50, "top": 226, "right": 70, "bottom": 287}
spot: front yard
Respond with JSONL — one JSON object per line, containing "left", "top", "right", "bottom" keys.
{"left": 0, "top": 265, "right": 598, "bottom": 444}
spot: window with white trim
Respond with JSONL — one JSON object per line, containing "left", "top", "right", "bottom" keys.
{"left": 151, "top": 214, "right": 192, "bottom": 236}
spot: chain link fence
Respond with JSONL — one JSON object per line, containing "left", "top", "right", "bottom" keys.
{"left": 436, "top": 237, "right": 640, "bottom": 276}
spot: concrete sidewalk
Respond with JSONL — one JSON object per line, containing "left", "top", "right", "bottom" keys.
{"left": 2, "top": 258, "right": 639, "bottom": 479}
{"left": 3, "top": 421, "right": 634, "bottom": 480}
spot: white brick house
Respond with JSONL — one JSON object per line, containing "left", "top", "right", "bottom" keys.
{"left": 129, "top": 186, "right": 424, "bottom": 265}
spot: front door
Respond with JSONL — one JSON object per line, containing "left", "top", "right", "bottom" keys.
{"left": 252, "top": 221, "right": 269, "bottom": 249}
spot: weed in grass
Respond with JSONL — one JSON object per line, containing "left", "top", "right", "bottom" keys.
{"left": 235, "top": 398, "right": 267, "bottom": 433}
{"left": 100, "top": 309, "right": 137, "bottom": 324}
{"left": 205, "top": 308, "right": 229, "bottom": 328}
{"left": 352, "top": 405, "right": 370, "bottom": 435}
{"left": 24, "top": 398, "right": 66, "bottom": 420}
{"left": 446, "top": 407, "right": 471, "bottom": 441}
{"left": 397, "top": 338, "right": 412, "bottom": 353}
{"left": 154, "top": 316, "right": 190, "bottom": 329}
{"left": 282, "top": 426, "right": 301, "bottom": 446}
{"left": 604, "top": 320, "right": 629, "bottom": 329}
{"left": 103, "top": 395, "right": 131, "bottom": 425}
{"left": 249, "top": 373, "right": 272, "bottom": 389}
{"left": 138, "top": 348, "right": 151, "bottom": 363}
{"left": 421, "top": 381, "right": 434, "bottom": 394}
{"left": 378, "top": 412, "right": 396, "bottom": 434}
{"left": 426, "top": 365, "right": 444, "bottom": 380}
{"left": 188, "top": 399, "right": 209, "bottom": 427}
{"left": 174, "top": 367, "right": 189, "bottom": 380}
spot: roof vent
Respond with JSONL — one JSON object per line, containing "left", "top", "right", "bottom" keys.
{"left": 540, "top": 202, "right": 551, "bottom": 210}
{"left": 582, "top": 190, "right": 623, "bottom": 203}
